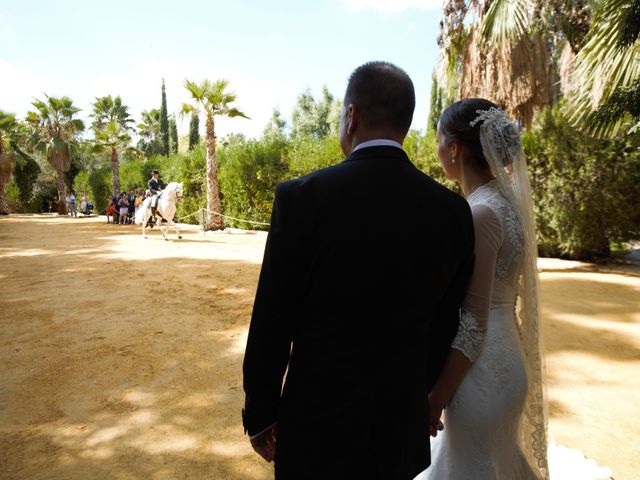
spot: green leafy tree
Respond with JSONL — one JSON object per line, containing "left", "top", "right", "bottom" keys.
{"left": 181, "top": 78, "right": 249, "bottom": 230}
{"left": 0, "top": 111, "right": 39, "bottom": 213}
{"left": 427, "top": 74, "right": 445, "bottom": 133}
{"left": 290, "top": 86, "right": 341, "bottom": 138}
{"left": 524, "top": 103, "right": 640, "bottom": 258}
{"left": 169, "top": 116, "right": 178, "bottom": 154}
{"left": 0, "top": 112, "right": 21, "bottom": 213}
{"left": 91, "top": 95, "right": 135, "bottom": 194}
{"left": 13, "top": 151, "right": 41, "bottom": 209}
{"left": 26, "top": 95, "right": 85, "bottom": 214}
{"left": 263, "top": 109, "right": 287, "bottom": 143}
{"left": 160, "top": 79, "right": 170, "bottom": 156}
{"left": 188, "top": 112, "right": 200, "bottom": 150}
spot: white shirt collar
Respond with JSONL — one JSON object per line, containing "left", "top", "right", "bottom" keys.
{"left": 352, "top": 139, "right": 404, "bottom": 152}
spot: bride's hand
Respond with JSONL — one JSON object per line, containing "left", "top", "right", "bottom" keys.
{"left": 428, "top": 392, "right": 446, "bottom": 437}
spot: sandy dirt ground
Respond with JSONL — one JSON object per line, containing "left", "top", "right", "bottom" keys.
{"left": 0, "top": 215, "right": 638, "bottom": 479}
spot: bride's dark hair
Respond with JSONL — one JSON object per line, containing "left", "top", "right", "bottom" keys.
{"left": 439, "top": 98, "right": 499, "bottom": 169}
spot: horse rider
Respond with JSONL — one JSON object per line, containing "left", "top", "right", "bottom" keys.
{"left": 147, "top": 169, "right": 166, "bottom": 221}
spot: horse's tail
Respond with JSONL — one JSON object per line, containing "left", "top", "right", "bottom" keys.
{"left": 135, "top": 198, "right": 150, "bottom": 225}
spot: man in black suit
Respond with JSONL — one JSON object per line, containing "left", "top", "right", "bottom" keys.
{"left": 242, "top": 61, "right": 474, "bottom": 479}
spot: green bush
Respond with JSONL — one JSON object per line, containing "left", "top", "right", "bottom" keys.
{"left": 404, "top": 129, "right": 460, "bottom": 193}
{"left": 175, "top": 146, "right": 206, "bottom": 223}
{"left": 5, "top": 177, "right": 21, "bottom": 212}
{"left": 285, "top": 134, "right": 342, "bottom": 178}
{"left": 119, "top": 159, "right": 147, "bottom": 193}
{"left": 523, "top": 104, "right": 640, "bottom": 259}
{"left": 218, "top": 138, "right": 288, "bottom": 228}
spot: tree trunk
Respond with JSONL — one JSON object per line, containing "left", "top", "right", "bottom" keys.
{"left": 56, "top": 168, "right": 67, "bottom": 215}
{"left": 111, "top": 148, "right": 120, "bottom": 194}
{"left": 205, "top": 113, "right": 224, "bottom": 231}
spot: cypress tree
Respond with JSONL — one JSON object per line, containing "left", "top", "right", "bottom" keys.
{"left": 169, "top": 116, "right": 178, "bottom": 154}
{"left": 427, "top": 73, "right": 444, "bottom": 133}
{"left": 160, "top": 79, "right": 169, "bottom": 156}
{"left": 188, "top": 112, "right": 200, "bottom": 150}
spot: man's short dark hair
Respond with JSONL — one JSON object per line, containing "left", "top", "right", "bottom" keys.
{"left": 344, "top": 61, "right": 415, "bottom": 136}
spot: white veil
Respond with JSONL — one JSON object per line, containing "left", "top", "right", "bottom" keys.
{"left": 471, "top": 108, "right": 550, "bottom": 479}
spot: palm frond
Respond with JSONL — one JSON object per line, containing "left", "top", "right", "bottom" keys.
{"left": 481, "top": 0, "right": 533, "bottom": 44}
{"left": 569, "top": 0, "right": 640, "bottom": 136}
{"left": 184, "top": 79, "right": 205, "bottom": 102}
{"left": 179, "top": 103, "right": 197, "bottom": 118}
{"left": 224, "top": 107, "right": 250, "bottom": 119}
{"left": 184, "top": 78, "right": 248, "bottom": 121}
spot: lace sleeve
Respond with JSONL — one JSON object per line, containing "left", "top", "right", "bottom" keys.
{"left": 451, "top": 204, "right": 502, "bottom": 362}
{"left": 452, "top": 309, "right": 485, "bottom": 362}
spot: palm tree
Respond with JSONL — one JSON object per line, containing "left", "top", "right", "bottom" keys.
{"left": 91, "top": 96, "right": 134, "bottom": 194}
{"left": 437, "top": 0, "right": 553, "bottom": 126}
{"left": 137, "top": 109, "right": 163, "bottom": 157}
{"left": 436, "top": 0, "right": 592, "bottom": 126}
{"left": 569, "top": 0, "right": 640, "bottom": 136}
{"left": 182, "top": 79, "right": 249, "bottom": 230}
{"left": 90, "top": 95, "right": 134, "bottom": 131}
{"left": 26, "top": 96, "right": 85, "bottom": 214}
{"left": 93, "top": 120, "right": 138, "bottom": 194}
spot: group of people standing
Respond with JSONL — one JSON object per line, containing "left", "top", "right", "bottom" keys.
{"left": 106, "top": 169, "right": 166, "bottom": 225}
{"left": 107, "top": 191, "right": 142, "bottom": 224}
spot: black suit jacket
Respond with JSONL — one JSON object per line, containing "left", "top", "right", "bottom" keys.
{"left": 148, "top": 178, "right": 165, "bottom": 194}
{"left": 243, "top": 146, "right": 474, "bottom": 479}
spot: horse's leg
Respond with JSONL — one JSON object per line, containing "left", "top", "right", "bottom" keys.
{"left": 160, "top": 217, "right": 168, "bottom": 241}
{"left": 169, "top": 218, "right": 181, "bottom": 240}
{"left": 142, "top": 210, "right": 148, "bottom": 238}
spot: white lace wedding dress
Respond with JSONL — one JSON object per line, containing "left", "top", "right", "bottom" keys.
{"left": 414, "top": 180, "right": 613, "bottom": 480}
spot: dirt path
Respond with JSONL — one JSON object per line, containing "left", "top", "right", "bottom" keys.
{"left": 0, "top": 215, "right": 638, "bottom": 479}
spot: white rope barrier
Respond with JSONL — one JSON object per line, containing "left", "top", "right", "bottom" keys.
{"left": 178, "top": 208, "right": 206, "bottom": 221}
{"left": 93, "top": 201, "right": 270, "bottom": 229}
{"left": 198, "top": 207, "right": 271, "bottom": 227}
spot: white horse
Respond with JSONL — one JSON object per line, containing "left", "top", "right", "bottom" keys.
{"left": 135, "top": 182, "right": 184, "bottom": 240}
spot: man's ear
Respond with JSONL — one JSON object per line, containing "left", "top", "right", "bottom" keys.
{"left": 346, "top": 104, "right": 358, "bottom": 136}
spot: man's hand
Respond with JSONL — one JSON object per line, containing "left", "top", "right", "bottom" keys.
{"left": 250, "top": 423, "right": 277, "bottom": 463}
{"left": 428, "top": 392, "right": 445, "bottom": 437}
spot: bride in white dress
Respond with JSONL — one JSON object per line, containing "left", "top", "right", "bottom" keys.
{"left": 416, "top": 99, "right": 612, "bottom": 480}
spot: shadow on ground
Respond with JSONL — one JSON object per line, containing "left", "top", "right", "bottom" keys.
{"left": 0, "top": 215, "right": 271, "bottom": 479}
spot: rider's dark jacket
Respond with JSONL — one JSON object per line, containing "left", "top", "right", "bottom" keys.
{"left": 148, "top": 177, "right": 166, "bottom": 195}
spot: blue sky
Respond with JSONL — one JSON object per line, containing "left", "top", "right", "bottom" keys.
{"left": 0, "top": 0, "right": 442, "bottom": 139}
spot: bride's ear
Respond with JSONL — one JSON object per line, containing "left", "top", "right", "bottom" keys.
{"left": 449, "top": 141, "right": 460, "bottom": 161}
